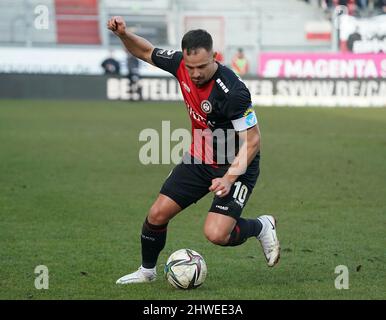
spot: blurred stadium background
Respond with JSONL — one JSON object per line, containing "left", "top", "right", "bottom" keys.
{"left": 0, "top": 0, "right": 385, "bottom": 300}
{"left": 0, "top": 0, "right": 385, "bottom": 105}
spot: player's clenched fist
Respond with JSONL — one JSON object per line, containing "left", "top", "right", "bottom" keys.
{"left": 107, "top": 16, "right": 126, "bottom": 37}
{"left": 209, "top": 177, "right": 232, "bottom": 198}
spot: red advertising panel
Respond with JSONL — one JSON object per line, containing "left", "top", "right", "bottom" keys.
{"left": 55, "top": 0, "right": 101, "bottom": 44}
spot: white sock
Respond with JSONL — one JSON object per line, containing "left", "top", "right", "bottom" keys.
{"left": 140, "top": 265, "right": 156, "bottom": 274}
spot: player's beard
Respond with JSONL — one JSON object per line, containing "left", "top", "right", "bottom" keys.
{"left": 192, "top": 78, "right": 206, "bottom": 87}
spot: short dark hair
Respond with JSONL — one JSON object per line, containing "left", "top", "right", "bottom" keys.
{"left": 181, "top": 29, "right": 213, "bottom": 55}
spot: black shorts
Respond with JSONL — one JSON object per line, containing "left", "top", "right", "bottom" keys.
{"left": 160, "top": 153, "right": 260, "bottom": 219}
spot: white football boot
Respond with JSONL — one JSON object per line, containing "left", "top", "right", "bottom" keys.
{"left": 116, "top": 266, "right": 157, "bottom": 284}
{"left": 257, "top": 215, "right": 280, "bottom": 267}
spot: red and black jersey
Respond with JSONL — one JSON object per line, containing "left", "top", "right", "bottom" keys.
{"left": 151, "top": 48, "right": 259, "bottom": 167}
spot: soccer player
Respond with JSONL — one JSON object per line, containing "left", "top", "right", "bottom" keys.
{"left": 107, "top": 16, "right": 280, "bottom": 284}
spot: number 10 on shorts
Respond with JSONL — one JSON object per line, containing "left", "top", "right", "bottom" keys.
{"left": 233, "top": 181, "right": 248, "bottom": 204}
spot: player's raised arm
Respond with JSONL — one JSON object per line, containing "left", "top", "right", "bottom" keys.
{"left": 107, "top": 16, "right": 155, "bottom": 66}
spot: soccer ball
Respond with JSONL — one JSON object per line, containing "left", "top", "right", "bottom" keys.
{"left": 164, "top": 249, "right": 207, "bottom": 290}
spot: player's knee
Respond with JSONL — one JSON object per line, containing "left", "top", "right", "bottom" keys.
{"left": 147, "top": 205, "right": 169, "bottom": 225}
{"left": 204, "top": 228, "right": 229, "bottom": 246}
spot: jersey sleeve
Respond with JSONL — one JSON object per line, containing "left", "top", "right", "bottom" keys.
{"left": 225, "top": 87, "right": 258, "bottom": 132}
{"left": 151, "top": 48, "right": 183, "bottom": 77}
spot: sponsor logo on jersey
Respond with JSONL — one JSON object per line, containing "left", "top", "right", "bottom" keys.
{"left": 216, "top": 78, "right": 229, "bottom": 93}
{"left": 155, "top": 49, "right": 176, "bottom": 59}
{"left": 181, "top": 81, "right": 191, "bottom": 93}
{"left": 215, "top": 205, "right": 229, "bottom": 211}
{"left": 186, "top": 102, "right": 206, "bottom": 123}
{"left": 200, "top": 100, "right": 212, "bottom": 114}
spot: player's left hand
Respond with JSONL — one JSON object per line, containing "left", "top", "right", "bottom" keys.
{"left": 209, "top": 177, "right": 233, "bottom": 198}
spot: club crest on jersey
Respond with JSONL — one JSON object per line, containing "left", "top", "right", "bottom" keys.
{"left": 200, "top": 100, "right": 212, "bottom": 114}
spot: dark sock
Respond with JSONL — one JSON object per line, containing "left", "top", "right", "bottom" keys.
{"left": 141, "top": 217, "right": 168, "bottom": 268}
{"left": 224, "top": 218, "right": 263, "bottom": 247}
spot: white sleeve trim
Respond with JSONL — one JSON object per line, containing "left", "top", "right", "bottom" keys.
{"left": 231, "top": 111, "right": 258, "bottom": 131}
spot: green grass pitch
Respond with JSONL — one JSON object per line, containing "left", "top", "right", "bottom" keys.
{"left": 0, "top": 100, "right": 385, "bottom": 300}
